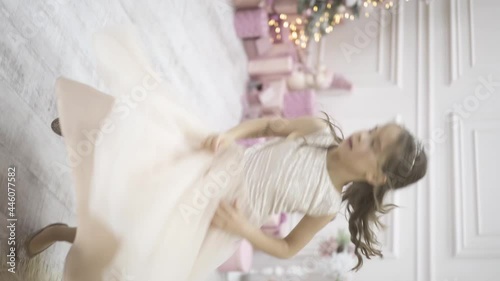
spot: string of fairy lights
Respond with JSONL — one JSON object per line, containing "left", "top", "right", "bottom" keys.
{"left": 268, "top": 0, "right": 406, "bottom": 48}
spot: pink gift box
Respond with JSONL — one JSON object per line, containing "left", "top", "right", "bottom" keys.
{"left": 273, "top": 0, "right": 298, "bottom": 14}
{"left": 258, "top": 78, "right": 287, "bottom": 109}
{"left": 234, "top": 8, "right": 269, "bottom": 39}
{"left": 262, "top": 42, "right": 298, "bottom": 61}
{"left": 283, "top": 90, "right": 317, "bottom": 118}
{"left": 218, "top": 239, "right": 254, "bottom": 272}
{"left": 243, "top": 36, "right": 273, "bottom": 59}
{"left": 233, "top": 0, "right": 265, "bottom": 9}
{"left": 260, "top": 213, "right": 288, "bottom": 238}
{"left": 248, "top": 56, "right": 294, "bottom": 76}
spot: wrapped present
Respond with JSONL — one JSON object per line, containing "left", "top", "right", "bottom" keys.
{"left": 234, "top": 8, "right": 269, "bottom": 39}
{"left": 330, "top": 73, "right": 354, "bottom": 91}
{"left": 268, "top": 42, "right": 298, "bottom": 58}
{"left": 260, "top": 107, "right": 282, "bottom": 118}
{"left": 260, "top": 213, "right": 288, "bottom": 238}
{"left": 265, "top": 0, "right": 276, "bottom": 13}
{"left": 258, "top": 78, "right": 287, "bottom": 109}
{"left": 241, "top": 105, "right": 262, "bottom": 121}
{"left": 233, "top": 0, "right": 265, "bottom": 9}
{"left": 243, "top": 36, "right": 273, "bottom": 59}
{"left": 273, "top": 0, "right": 298, "bottom": 14}
{"left": 217, "top": 240, "right": 253, "bottom": 272}
{"left": 248, "top": 56, "right": 294, "bottom": 76}
{"left": 283, "top": 90, "right": 317, "bottom": 118}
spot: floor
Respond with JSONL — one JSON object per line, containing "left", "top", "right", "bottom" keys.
{"left": 0, "top": 0, "right": 248, "bottom": 280}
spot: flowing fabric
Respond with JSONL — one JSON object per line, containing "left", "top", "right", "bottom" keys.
{"left": 55, "top": 27, "right": 342, "bottom": 281}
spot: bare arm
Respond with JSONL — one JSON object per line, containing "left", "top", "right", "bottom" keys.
{"left": 243, "top": 213, "right": 336, "bottom": 259}
{"left": 226, "top": 116, "right": 329, "bottom": 141}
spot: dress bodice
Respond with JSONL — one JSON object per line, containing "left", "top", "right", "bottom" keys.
{"left": 241, "top": 128, "right": 343, "bottom": 224}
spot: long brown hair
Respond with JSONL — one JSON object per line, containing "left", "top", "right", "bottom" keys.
{"left": 314, "top": 111, "right": 428, "bottom": 271}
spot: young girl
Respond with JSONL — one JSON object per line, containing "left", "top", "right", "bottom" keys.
{"left": 26, "top": 28, "right": 427, "bottom": 281}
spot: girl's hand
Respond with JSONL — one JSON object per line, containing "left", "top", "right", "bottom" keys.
{"left": 202, "top": 132, "right": 235, "bottom": 153}
{"left": 210, "top": 199, "right": 251, "bottom": 237}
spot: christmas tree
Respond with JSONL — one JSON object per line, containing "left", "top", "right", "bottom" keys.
{"left": 295, "top": 0, "right": 396, "bottom": 45}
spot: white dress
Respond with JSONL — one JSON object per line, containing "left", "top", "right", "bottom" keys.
{"left": 56, "top": 27, "right": 342, "bottom": 281}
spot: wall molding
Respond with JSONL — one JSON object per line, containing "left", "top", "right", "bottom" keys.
{"left": 468, "top": 0, "right": 476, "bottom": 67}
{"left": 449, "top": 112, "right": 467, "bottom": 257}
{"left": 472, "top": 128, "right": 500, "bottom": 237}
{"left": 451, "top": 119, "right": 500, "bottom": 259}
{"left": 376, "top": 3, "right": 404, "bottom": 88}
{"left": 449, "top": 0, "right": 462, "bottom": 83}
{"left": 416, "top": 2, "right": 434, "bottom": 281}
{"left": 450, "top": 0, "right": 476, "bottom": 83}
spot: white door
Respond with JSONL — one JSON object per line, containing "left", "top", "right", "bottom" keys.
{"left": 299, "top": 0, "right": 500, "bottom": 280}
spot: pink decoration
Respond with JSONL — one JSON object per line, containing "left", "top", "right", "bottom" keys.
{"left": 261, "top": 213, "right": 282, "bottom": 227}
{"left": 248, "top": 56, "right": 294, "bottom": 76}
{"left": 265, "top": 0, "right": 276, "bottom": 13}
{"left": 217, "top": 240, "right": 254, "bottom": 272}
{"left": 283, "top": 90, "right": 317, "bottom": 118}
{"left": 260, "top": 213, "right": 289, "bottom": 238}
{"left": 262, "top": 42, "right": 298, "bottom": 62}
{"left": 330, "top": 73, "right": 353, "bottom": 91}
{"left": 273, "top": 0, "right": 298, "bottom": 14}
{"left": 319, "top": 237, "right": 339, "bottom": 257}
{"left": 233, "top": 0, "right": 265, "bottom": 9}
{"left": 243, "top": 36, "right": 273, "bottom": 59}
{"left": 234, "top": 8, "right": 269, "bottom": 39}
{"left": 258, "top": 79, "right": 287, "bottom": 109}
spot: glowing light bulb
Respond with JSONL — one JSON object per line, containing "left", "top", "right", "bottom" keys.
{"left": 373, "top": 2, "right": 377, "bottom": 7}
{"left": 292, "top": 32, "right": 298, "bottom": 39}
{"left": 334, "top": 15, "right": 341, "bottom": 24}
{"left": 313, "top": 6, "right": 318, "bottom": 12}
{"left": 344, "top": 13, "right": 349, "bottom": 18}
{"left": 364, "top": 2, "right": 368, "bottom": 7}
{"left": 275, "top": 27, "right": 281, "bottom": 33}
{"left": 268, "top": 19, "right": 275, "bottom": 26}
{"left": 296, "top": 18, "right": 302, "bottom": 24}
{"left": 280, "top": 14, "right": 287, "bottom": 20}
{"left": 350, "top": 15, "right": 354, "bottom": 20}
{"left": 283, "top": 21, "right": 289, "bottom": 28}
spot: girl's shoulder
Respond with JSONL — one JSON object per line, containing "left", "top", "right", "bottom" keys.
{"left": 301, "top": 127, "right": 340, "bottom": 147}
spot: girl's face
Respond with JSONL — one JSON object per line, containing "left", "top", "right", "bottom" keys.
{"left": 338, "top": 123, "right": 403, "bottom": 186}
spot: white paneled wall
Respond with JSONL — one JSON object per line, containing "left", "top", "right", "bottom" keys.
{"left": 251, "top": 0, "right": 500, "bottom": 281}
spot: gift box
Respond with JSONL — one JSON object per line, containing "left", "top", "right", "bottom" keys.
{"left": 217, "top": 239, "right": 253, "bottom": 272}
{"left": 248, "top": 56, "right": 294, "bottom": 76}
{"left": 273, "top": 0, "right": 298, "bottom": 14}
{"left": 233, "top": 0, "right": 265, "bottom": 9}
{"left": 234, "top": 8, "right": 269, "bottom": 39}
{"left": 243, "top": 36, "right": 273, "bottom": 59}
{"left": 283, "top": 90, "right": 317, "bottom": 118}
{"left": 262, "top": 42, "right": 298, "bottom": 61}
{"left": 260, "top": 213, "right": 288, "bottom": 238}
{"left": 258, "top": 78, "right": 287, "bottom": 109}
{"left": 330, "top": 73, "right": 353, "bottom": 91}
